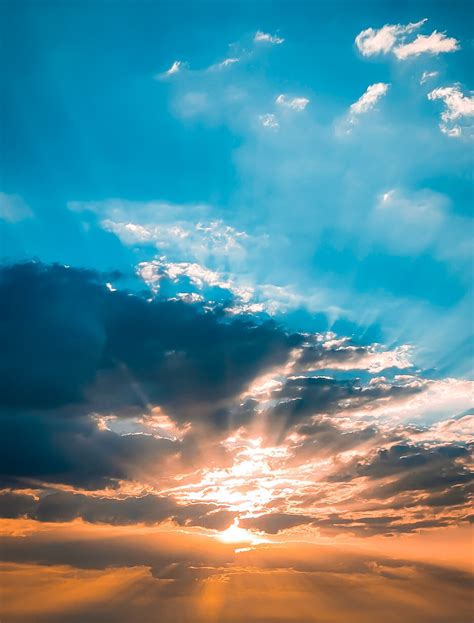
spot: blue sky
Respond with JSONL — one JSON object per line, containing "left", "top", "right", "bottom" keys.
{"left": 1, "top": 0, "right": 473, "bottom": 379}
{"left": 1, "top": 6, "right": 474, "bottom": 620}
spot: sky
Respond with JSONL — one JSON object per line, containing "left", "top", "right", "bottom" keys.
{"left": 0, "top": 1, "right": 473, "bottom": 622}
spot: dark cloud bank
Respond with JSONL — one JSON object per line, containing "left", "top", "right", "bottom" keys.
{"left": 0, "top": 262, "right": 472, "bottom": 537}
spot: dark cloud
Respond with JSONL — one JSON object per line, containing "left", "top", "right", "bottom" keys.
{"left": 240, "top": 512, "right": 314, "bottom": 533}
{"left": 357, "top": 443, "right": 473, "bottom": 495}
{"left": 0, "top": 262, "right": 300, "bottom": 417}
{"left": 0, "top": 491, "right": 234, "bottom": 530}
{"left": 0, "top": 409, "right": 178, "bottom": 489}
{"left": 268, "top": 375, "right": 422, "bottom": 433}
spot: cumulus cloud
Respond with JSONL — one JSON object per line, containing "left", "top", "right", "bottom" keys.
{"left": 254, "top": 30, "right": 284, "bottom": 44}
{"left": 355, "top": 19, "right": 459, "bottom": 61}
{"left": 355, "top": 19, "right": 427, "bottom": 56}
{"left": 395, "top": 31, "right": 460, "bottom": 60}
{"left": 428, "top": 85, "right": 474, "bottom": 137}
{"left": 276, "top": 94, "right": 310, "bottom": 110}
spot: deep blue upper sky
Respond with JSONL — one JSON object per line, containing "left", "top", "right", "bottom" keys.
{"left": 1, "top": 0, "right": 473, "bottom": 376}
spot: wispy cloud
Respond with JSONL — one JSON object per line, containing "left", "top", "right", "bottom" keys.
{"left": 155, "top": 60, "right": 184, "bottom": 80}
{"left": 276, "top": 94, "right": 310, "bottom": 111}
{"left": 254, "top": 30, "right": 284, "bottom": 44}
{"left": 259, "top": 113, "right": 279, "bottom": 128}
{"left": 420, "top": 70, "right": 439, "bottom": 85}
{"left": 428, "top": 85, "right": 474, "bottom": 137}
{"left": 350, "top": 83, "right": 390, "bottom": 115}
{"left": 209, "top": 57, "right": 240, "bottom": 71}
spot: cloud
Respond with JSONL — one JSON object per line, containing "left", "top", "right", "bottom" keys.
{"left": 394, "top": 31, "right": 460, "bottom": 60}
{"left": 350, "top": 83, "right": 390, "bottom": 115}
{"left": 427, "top": 85, "right": 474, "bottom": 137}
{"left": 155, "top": 60, "right": 184, "bottom": 80}
{"left": 69, "top": 199, "right": 258, "bottom": 265}
{"left": 295, "top": 336, "right": 412, "bottom": 373}
{"left": 355, "top": 19, "right": 427, "bottom": 56}
{"left": 420, "top": 70, "right": 439, "bottom": 85}
{"left": 355, "top": 19, "right": 459, "bottom": 61}
{"left": 0, "top": 262, "right": 299, "bottom": 419}
{"left": 254, "top": 30, "right": 284, "bottom": 44}
{"left": 338, "top": 82, "right": 390, "bottom": 134}
{"left": 276, "top": 94, "right": 310, "bottom": 111}
{"left": 0, "top": 192, "right": 33, "bottom": 223}
{"left": 0, "top": 491, "right": 234, "bottom": 530}
{"left": 211, "top": 57, "right": 240, "bottom": 70}
{"left": 259, "top": 113, "right": 279, "bottom": 128}
{"left": 0, "top": 262, "right": 471, "bottom": 539}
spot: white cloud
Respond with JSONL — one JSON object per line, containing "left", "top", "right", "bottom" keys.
{"left": 394, "top": 31, "right": 459, "bottom": 60}
{"left": 428, "top": 85, "right": 474, "bottom": 137}
{"left": 335, "top": 85, "right": 390, "bottom": 136}
{"left": 350, "top": 82, "right": 390, "bottom": 115}
{"left": 69, "top": 199, "right": 252, "bottom": 260}
{"left": 276, "top": 94, "right": 310, "bottom": 111}
{"left": 0, "top": 192, "right": 33, "bottom": 223}
{"left": 352, "top": 376, "right": 474, "bottom": 423}
{"left": 218, "top": 57, "right": 239, "bottom": 68}
{"left": 155, "top": 60, "right": 184, "bottom": 80}
{"left": 254, "top": 30, "right": 284, "bottom": 45}
{"left": 210, "top": 57, "right": 240, "bottom": 71}
{"left": 355, "top": 19, "right": 426, "bottom": 56}
{"left": 138, "top": 258, "right": 254, "bottom": 304}
{"left": 259, "top": 113, "right": 279, "bottom": 129}
{"left": 355, "top": 19, "right": 459, "bottom": 61}
{"left": 420, "top": 70, "right": 439, "bottom": 85}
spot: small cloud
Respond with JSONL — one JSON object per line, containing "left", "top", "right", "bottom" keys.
{"left": 155, "top": 60, "right": 185, "bottom": 80}
{"left": 259, "top": 113, "right": 279, "bottom": 129}
{"left": 394, "top": 31, "right": 459, "bottom": 60}
{"left": 254, "top": 30, "right": 284, "bottom": 45}
{"left": 0, "top": 192, "right": 33, "bottom": 223}
{"left": 428, "top": 85, "right": 474, "bottom": 137}
{"left": 219, "top": 57, "right": 240, "bottom": 68}
{"left": 350, "top": 82, "right": 390, "bottom": 115}
{"left": 208, "top": 57, "right": 240, "bottom": 71}
{"left": 420, "top": 70, "right": 439, "bottom": 85}
{"left": 276, "top": 94, "right": 310, "bottom": 111}
{"left": 336, "top": 83, "right": 390, "bottom": 136}
{"left": 355, "top": 19, "right": 426, "bottom": 56}
{"left": 165, "top": 60, "right": 182, "bottom": 75}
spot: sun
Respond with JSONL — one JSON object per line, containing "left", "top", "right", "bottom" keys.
{"left": 218, "top": 519, "right": 263, "bottom": 545}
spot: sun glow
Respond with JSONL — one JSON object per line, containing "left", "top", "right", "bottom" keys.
{"left": 218, "top": 519, "right": 264, "bottom": 545}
